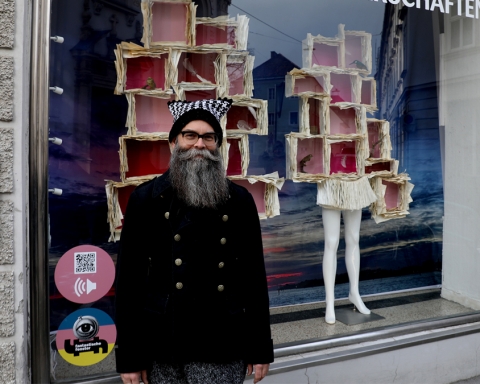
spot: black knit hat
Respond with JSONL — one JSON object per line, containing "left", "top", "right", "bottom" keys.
{"left": 167, "top": 98, "right": 233, "bottom": 147}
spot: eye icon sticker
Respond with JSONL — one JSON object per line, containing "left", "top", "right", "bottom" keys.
{"left": 56, "top": 308, "right": 116, "bottom": 366}
{"left": 73, "top": 315, "right": 100, "bottom": 340}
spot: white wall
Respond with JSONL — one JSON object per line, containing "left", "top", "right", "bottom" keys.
{"left": 441, "top": 14, "right": 480, "bottom": 309}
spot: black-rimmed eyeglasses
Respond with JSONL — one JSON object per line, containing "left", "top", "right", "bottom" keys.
{"left": 180, "top": 131, "right": 218, "bottom": 146}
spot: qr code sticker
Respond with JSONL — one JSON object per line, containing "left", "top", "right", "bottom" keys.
{"left": 74, "top": 252, "right": 97, "bottom": 274}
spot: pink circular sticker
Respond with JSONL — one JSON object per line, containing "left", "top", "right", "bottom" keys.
{"left": 54, "top": 245, "right": 115, "bottom": 304}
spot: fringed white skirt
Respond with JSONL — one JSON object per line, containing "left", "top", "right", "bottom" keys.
{"left": 316, "top": 177, "right": 377, "bottom": 210}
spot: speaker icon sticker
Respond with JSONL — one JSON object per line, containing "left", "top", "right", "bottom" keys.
{"left": 54, "top": 245, "right": 115, "bottom": 304}
{"left": 74, "top": 278, "right": 97, "bottom": 297}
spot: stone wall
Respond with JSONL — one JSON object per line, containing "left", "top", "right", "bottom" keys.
{"left": 0, "top": 0, "right": 29, "bottom": 382}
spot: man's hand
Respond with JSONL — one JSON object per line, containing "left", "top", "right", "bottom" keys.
{"left": 120, "top": 371, "right": 148, "bottom": 384}
{"left": 247, "top": 363, "right": 269, "bottom": 383}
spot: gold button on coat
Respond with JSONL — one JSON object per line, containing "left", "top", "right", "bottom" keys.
{"left": 176, "top": 282, "right": 183, "bottom": 290}
{"left": 175, "top": 258, "right": 182, "bottom": 266}
{"left": 218, "top": 262, "right": 225, "bottom": 269}
{"left": 165, "top": 212, "right": 170, "bottom": 219}
{"left": 222, "top": 215, "right": 228, "bottom": 222}
{"left": 217, "top": 285, "right": 225, "bottom": 292}
{"left": 174, "top": 234, "right": 181, "bottom": 242}
{"left": 220, "top": 238, "right": 227, "bottom": 245}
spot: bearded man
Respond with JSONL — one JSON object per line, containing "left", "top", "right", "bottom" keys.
{"left": 115, "top": 99, "right": 273, "bottom": 384}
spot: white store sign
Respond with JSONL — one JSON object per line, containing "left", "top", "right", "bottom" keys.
{"left": 370, "top": 0, "right": 480, "bottom": 18}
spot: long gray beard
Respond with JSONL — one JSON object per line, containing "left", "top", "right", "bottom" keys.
{"left": 169, "top": 145, "right": 230, "bottom": 209}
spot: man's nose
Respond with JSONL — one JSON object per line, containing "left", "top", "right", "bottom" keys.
{"left": 194, "top": 137, "right": 206, "bottom": 149}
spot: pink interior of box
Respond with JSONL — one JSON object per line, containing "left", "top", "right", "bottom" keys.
{"left": 308, "top": 99, "right": 321, "bottom": 135}
{"left": 330, "top": 142, "right": 357, "bottom": 174}
{"left": 383, "top": 180, "right": 400, "bottom": 210}
{"left": 365, "top": 161, "right": 391, "bottom": 174}
{"left": 226, "top": 105, "right": 257, "bottom": 130}
{"left": 126, "top": 56, "right": 167, "bottom": 91}
{"left": 183, "top": 89, "right": 217, "bottom": 101}
{"left": 296, "top": 137, "right": 324, "bottom": 174}
{"left": 116, "top": 185, "right": 137, "bottom": 229}
{"left": 135, "top": 95, "right": 174, "bottom": 133}
{"left": 330, "top": 106, "right": 357, "bottom": 134}
{"left": 232, "top": 179, "right": 266, "bottom": 214}
{"left": 227, "top": 61, "right": 245, "bottom": 95}
{"left": 312, "top": 42, "right": 339, "bottom": 67}
{"left": 361, "top": 79, "right": 372, "bottom": 105}
{"left": 152, "top": 2, "right": 188, "bottom": 43}
{"left": 177, "top": 52, "right": 217, "bottom": 84}
{"left": 195, "top": 24, "right": 236, "bottom": 47}
{"left": 345, "top": 35, "right": 365, "bottom": 70}
{"left": 125, "top": 139, "right": 171, "bottom": 179}
{"left": 330, "top": 73, "right": 353, "bottom": 103}
{"left": 294, "top": 76, "right": 325, "bottom": 95}
{"left": 367, "top": 122, "right": 381, "bottom": 158}
{"left": 226, "top": 138, "right": 243, "bottom": 176}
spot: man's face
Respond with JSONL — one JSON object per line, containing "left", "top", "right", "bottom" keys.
{"left": 171, "top": 120, "right": 218, "bottom": 152}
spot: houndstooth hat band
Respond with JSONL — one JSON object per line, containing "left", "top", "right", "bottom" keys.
{"left": 167, "top": 98, "right": 233, "bottom": 147}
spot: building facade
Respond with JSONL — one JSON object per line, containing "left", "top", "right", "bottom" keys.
{"left": 3, "top": 0, "right": 480, "bottom": 383}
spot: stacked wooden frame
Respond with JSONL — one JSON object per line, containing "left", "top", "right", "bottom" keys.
{"left": 285, "top": 24, "right": 413, "bottom": 223}
{"left": 107, "top": 0, "right": 283, "bottom": 240}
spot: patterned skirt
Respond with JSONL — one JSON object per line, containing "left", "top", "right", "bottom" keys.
{"left": 148, "top": 360, "right": 247, "bottom": 384}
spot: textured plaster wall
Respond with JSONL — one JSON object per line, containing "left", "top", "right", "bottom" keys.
{"left": 0, "top": 0, "right": 30, "bottom": 382}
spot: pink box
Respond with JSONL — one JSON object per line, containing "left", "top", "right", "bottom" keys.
{"left": 312, "top": 42, "right": 340, "bottom": 67}
{"left": 177, "top": 52, "right": 217, "bottom": 84}
{"left": 195, "top": 24, "right": 236, "bottom": 47}
{"left": 226, "top": 105, "right": 257, "bottom": 131}
{"left": 365, "top": 161, "right": 391, "bottom": 174}
{"left": 367, "top": 121, "right": 382, "bottom": 158}
{"left": 226, "top": 138, "right": 242, "bottom": 176}
{"left": 296, "top": 137, "right": 324, "bottom": 174}
{"left": 345, "top": 35, "right": 364, "bottom": 70}
{"left": 361, "top": 79, "right": 373, "bottom": 105}
{"left": 183, "top": 89, "right": 217, "bottom": 101}
{"left": 152, "top": 2, "right": 188, "bottom": 44}
{"left": 135, "top": 95, "right": 175, "bottom": 133}
{"left": 231, "top": 179, "right": 266, "bottom": 215}
{"left": 330, "top": 106, "right": 357, "bottom": 135}
{"left": 330, "top": 142, "right": 357, "bottom": 174}
{"left": 226, "top": 61, "right": 245, "bottom": 96}
{"left": 330, "top": 73, "right": 353, "bottom": 103}
{"left": 293, "top": 76, "right": 326, "bottom": 95}
{"left": 125, "top": 139, "right": 171, "bottom": 179}
{"left": 125, "top": 56, "right": 167, "bottom": 91}
{"left": 383, "top": 180, "right": 400, "bottom": 210}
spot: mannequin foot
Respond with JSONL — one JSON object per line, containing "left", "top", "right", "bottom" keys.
{"left": 348, "top": 293, "right": 371, "bottom": 315}
{"left": 325, "top": 302, "right": 336, "bottom": 324}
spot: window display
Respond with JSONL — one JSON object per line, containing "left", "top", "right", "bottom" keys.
{"left": 47, "top": 0, "right": 452, "bottom": 380}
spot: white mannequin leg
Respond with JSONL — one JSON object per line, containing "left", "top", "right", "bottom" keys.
{"left": 322, "top": 208, "right": 341, "bottom": 324}
{"left": 343, "top": 210, "right": 370, "bottom": 314}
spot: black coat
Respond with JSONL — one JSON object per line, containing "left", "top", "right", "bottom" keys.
{"left": 114, "top": 171, "right": 274, "bottom": 373}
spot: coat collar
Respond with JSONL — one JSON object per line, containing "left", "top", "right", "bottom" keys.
{"left": 152, "top": 170, "right": 172, "bottom": 199}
